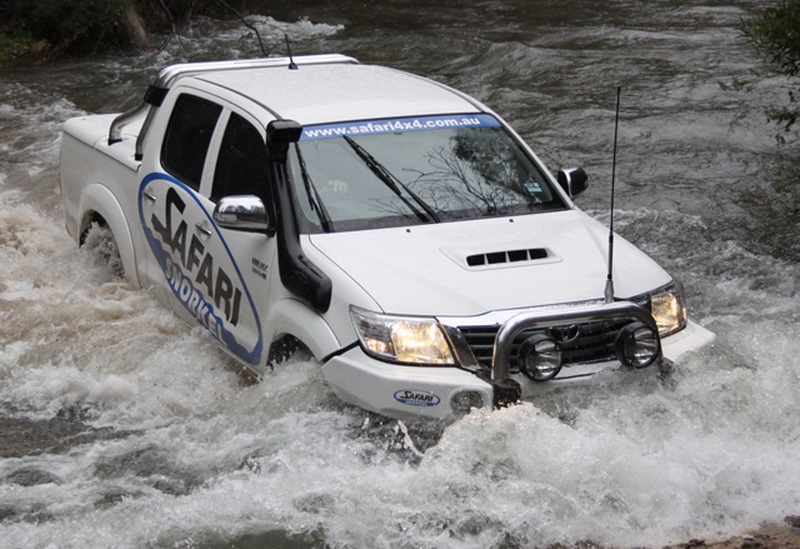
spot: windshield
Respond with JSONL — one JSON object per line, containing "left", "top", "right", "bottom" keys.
{"left": 287, "top": 114, "right": 567, "bottom": 233}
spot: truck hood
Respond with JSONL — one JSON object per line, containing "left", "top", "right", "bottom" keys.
{"left": 308, "top": 210, "right": 672, "bottom": 317}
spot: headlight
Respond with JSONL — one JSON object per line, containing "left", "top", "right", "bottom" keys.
{"left": 350, "top": 306, "right": 456, "bottom": 365}
{"left": 650, "top": 282, "right": 687, "bottom": 337}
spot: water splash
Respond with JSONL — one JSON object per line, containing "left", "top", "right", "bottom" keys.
{"left": 2, "top": 3, "right": 800, "bottom": 548}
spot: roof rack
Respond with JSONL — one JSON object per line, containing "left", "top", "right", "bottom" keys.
{"left": 107, "top": 54, "right": 358, "bottom": 159}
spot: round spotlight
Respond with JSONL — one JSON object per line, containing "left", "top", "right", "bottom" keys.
{"left": 615, "top": 321, "right": 661, "bottom": 369}
{"left": 518, "top": 334, "right": 563, "bottom": 382}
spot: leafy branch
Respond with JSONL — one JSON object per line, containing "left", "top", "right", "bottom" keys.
{"left": 742, "top": 0, "right": 800, "bottom": 142}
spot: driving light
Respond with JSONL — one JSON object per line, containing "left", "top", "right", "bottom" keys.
{"left": 650, "top": 284, "right": 687, "bottom": 337}
{"left": 615, "top": 321, "right": 660, "bottom": 368}
{"left": 518, "top": 334, "right": 563, "bottom": 381}
{"left": 450, "top": 390, "right": 486, "bottom": 414}
{"left": 350, "top": 306, "right": 455, "bottom": 365}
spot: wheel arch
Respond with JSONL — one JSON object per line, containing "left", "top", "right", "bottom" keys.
{"left": 264, "top": 298, "right": 342, "bottom": 366}
{"left": 78, "top": 183, "right": 141, "bottom": 288}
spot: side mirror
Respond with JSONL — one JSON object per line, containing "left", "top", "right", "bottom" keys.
{"left": 557, "top": 167, "right": 588, "bottom": 199}
{"left": 213, "top": 195, "right": 273, "bottom": 235}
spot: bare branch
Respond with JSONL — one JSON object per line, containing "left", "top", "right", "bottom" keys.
{"left": 214, "top": 0, "right": 268, "bottom": 56}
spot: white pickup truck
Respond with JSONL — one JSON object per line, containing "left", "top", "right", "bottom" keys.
{"left": 59, "top": 54, "right": 713, "bottom": 420}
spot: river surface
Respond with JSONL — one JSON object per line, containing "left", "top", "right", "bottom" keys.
{"left": 1, "top": 1, "right": 799, "bottom": 547}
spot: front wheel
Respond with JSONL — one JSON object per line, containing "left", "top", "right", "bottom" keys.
{"left": 267, "top": 334, "right": 314, "bottom": 368}
{"left": 80, "top": 222, "right": 123, "bottom": 280}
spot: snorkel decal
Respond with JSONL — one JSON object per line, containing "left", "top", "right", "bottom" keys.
{"left": 138, "top": 172, "right": 263, "bottom": 365}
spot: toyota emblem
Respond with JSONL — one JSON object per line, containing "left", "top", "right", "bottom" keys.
{"left": 549, "top": 324, "right": 581, "bottom": 343}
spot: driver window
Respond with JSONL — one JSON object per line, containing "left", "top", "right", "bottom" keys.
{"left": 211, "top": 112, "right": 269, "bottom": 203}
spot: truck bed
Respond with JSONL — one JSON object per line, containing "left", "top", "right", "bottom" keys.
{"left": 59, "top": 114, "right": 144, "bottom": 287}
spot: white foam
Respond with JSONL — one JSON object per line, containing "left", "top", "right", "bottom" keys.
{"left": 2, "top": 7, "right": 800, "bottom": 548}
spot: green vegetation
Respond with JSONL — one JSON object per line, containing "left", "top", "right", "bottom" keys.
{"left": 0, "top": 29, "right": 38, "bottom": 60}
{"left": 742, "top": 0, "right": 800, "bottom": 143}
{"left": 0, "top": 1, "right": 236, "bottom": 63}
{"left": 0, "top": 0, "right": 132, "bottom": 60}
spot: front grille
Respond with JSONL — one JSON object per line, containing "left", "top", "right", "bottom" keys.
{"left": 459, "top": 318, "right": 633, "bottom": 372}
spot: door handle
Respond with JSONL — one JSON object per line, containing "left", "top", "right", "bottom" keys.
{"left": 142, "top": 189, "right": 156, "bottom": 202}
{"left": 195, "top": 222, "right": 212, "bottom": 237}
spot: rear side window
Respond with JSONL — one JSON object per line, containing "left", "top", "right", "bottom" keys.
{"left": 162, "top": 94, "right": 222, "bottom": 190}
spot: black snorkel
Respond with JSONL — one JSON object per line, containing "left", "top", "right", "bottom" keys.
{"left": 266, "top": 120, "right": 333, "bottom": 313}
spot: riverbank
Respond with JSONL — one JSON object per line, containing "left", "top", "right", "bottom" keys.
{"left": 549, "top": 517, "right": 800, "bottom": 548}
{"left": 666, "top": 517, "right": 800, "bottom": 549}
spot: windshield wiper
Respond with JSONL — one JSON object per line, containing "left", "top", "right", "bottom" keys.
{"left": 294, "top": 143, "right": 333, "bottom": 233}
{"left": 342, "top": 135, "right": 440, "bottom": 223}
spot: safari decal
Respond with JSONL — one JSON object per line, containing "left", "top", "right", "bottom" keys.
{"left": 393, "top": 389, "right": 441, "bottom": 407}
{"left": 138, "top": 172, "right": 263, "bottom": 365}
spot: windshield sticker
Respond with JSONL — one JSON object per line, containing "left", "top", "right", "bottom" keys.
{"left": 301, "top": 114, "right": 501, "bottom": 141}
{"left": 138, "top": 172, "right": 263, "bottom": 366}
{"left": 523, "top": 180, "right": 544, "bottom": 195}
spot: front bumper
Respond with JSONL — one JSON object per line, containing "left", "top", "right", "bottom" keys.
{"left": 321, "top": 346, "right": 493, "bottom": 420}
{"left": 322, "top": 302, "right": 714, "bottom": 420}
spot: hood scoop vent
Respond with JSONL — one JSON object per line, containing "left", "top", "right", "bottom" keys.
{"left": 466, "top": 248, "right": 549, "bottom": 267}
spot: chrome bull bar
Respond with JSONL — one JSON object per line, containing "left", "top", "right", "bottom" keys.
{"left": 489, "top": 301, "right": 661, "bottom": 403}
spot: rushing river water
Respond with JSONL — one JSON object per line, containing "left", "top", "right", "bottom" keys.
{"left": 2, "top": 1, "right": 799, "bottom": 547}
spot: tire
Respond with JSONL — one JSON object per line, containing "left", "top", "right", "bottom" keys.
{"left": 80, "top": 221, "right": 124, "bottom": 279}
{"left": 267, "top": 335, "right": 313, "bottom": 368}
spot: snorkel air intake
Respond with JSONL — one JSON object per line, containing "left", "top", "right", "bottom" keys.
{"left": 266, "top": 120, "right": 333, "bottom": 313}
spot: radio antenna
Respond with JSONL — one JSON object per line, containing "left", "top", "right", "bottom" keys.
{"left": 285, "top": 34, "right": 298, "bottom": 70}
{"left": 605, "top": 86, "right": 621, "bottom": 304}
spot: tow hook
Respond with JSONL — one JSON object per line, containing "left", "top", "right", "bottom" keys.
{"left": 492, "top": 378, "right": 522, "bottom": 408}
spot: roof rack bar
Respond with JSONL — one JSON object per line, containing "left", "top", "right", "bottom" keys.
{"left": 107, "top": 54, "right": 359, "bottom": 156}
